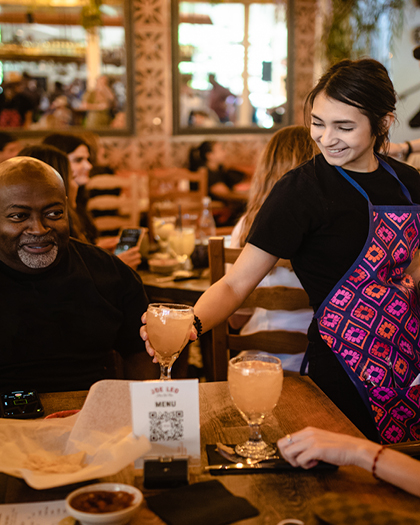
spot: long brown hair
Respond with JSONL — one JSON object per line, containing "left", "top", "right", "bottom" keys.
{"left": 239, "top": 125, "right": 318, "bottom": 246}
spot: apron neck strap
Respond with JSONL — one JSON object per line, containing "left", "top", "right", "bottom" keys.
{"left": 334, "top": 155, "right": 414, "bottom": 204}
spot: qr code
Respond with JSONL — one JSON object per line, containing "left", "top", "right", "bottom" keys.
{"left": 149, "top": 411, "right": 184, "bottom": 441}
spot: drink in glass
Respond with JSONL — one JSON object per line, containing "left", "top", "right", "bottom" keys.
{"left": 152, "top": 216, "right": 176, "bottom": 243}
{"left": 168, "top": 228, "right": 196, "bottom": 269}
{"left": 147, "top": 303, "right": 194, "bottom": 380}
{"left": 228, "top": 352, "right": 283, "bottom": 458}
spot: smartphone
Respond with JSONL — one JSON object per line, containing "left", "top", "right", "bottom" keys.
{"left": 114, "top": 228, "right": 144, "bottom": 256}
{"left": 0, "top": 390, "right": 44, "bottom": 419}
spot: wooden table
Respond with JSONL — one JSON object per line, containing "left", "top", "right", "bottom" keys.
{"left": 1, "top": 378, "right": 420, "bottom": 524}
{"left": 137, "top": 268, "right": 209, "bottom": 306}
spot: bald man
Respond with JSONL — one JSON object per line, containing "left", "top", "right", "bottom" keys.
{"left": 0, "top": 157, "right": 155, "bottom": 393}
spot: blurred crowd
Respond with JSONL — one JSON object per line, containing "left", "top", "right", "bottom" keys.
{"left": 0, "top": 71, "right": 126, "bottom": 130}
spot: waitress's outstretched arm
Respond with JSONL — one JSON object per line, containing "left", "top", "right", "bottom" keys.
{"left": 194, "top": 243, "right": 278, "bottom": 334}
{"left": 140, "top": 243, "right": 278, "bottom": 360}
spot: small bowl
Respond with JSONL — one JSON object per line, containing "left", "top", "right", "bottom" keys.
{"left": 148, "top": 257, "right": 181, "bottom": 274}
{"left": 65, "top": 482, "right": 142, "bottom": 525}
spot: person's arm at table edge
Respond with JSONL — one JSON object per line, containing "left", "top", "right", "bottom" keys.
{"left": 140, "top": 243, "right": 278, "bottom": 360}
{"left": 387, "top": 138, "right": 420, "bottom": 159}
{"left": 277, "top": 427, "right": 420, "bottom": 498}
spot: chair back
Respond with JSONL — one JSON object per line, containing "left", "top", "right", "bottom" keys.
{"left": 148, "top": 167, "right": 207, "bottom": 238}
{"left": 208, "top": 236, "right": 310, "bottom": 381}
{"left": 86, "top": 172, "right": 146, "bottom": 236}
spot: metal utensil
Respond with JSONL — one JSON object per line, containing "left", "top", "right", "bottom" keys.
{"left": 205, "top": 461, "right": 281, "bottom": 471}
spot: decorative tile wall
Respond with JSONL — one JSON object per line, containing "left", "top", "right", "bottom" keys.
{"left": 101, "top": 0, "right": 318, "bottom": 173}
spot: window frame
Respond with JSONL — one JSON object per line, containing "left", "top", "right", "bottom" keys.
{"left": 171, "top": 0, "right": 294, "bottom": 135}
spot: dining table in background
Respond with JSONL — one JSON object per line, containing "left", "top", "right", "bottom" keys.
{"left": 137, "top": 267, "right": 209, "bottom": 306}
{"left": 1, "top": 376, "right": 420, "bottom": 524}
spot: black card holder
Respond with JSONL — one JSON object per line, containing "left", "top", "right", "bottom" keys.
{"left": 206, "top": 445, "right": 338, "bottom": 475}
{"left": 144, "top": 457, "right": 189, "bottom": 489}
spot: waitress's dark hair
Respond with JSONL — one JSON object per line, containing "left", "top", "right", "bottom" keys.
{"left": 189, "top": 141, "right": 215, "bottom": 171}
{"left": 304, "top": 58, "right": 396, "bottom": 153}
{"left": 42, "top": 133, "right": 90, "bottom": 155}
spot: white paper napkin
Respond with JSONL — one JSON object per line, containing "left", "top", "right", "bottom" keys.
{"left": 0, "top": 380, "right": 151, "bottom": 489}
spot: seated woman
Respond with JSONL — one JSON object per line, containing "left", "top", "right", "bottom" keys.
{"left": 228, "top": 126, "right": 317, "bottom": 371}
{"left": 19, "top": 142, "right": 141, "bottom": 270}
{"left": 278, "top": 427, "right": 420, "bottom": 498}
{"left": 42, "top": 132, "right": 97, "bottom": 242}
{"left": 189, "top": 140, "right": 247, "bottom": 226}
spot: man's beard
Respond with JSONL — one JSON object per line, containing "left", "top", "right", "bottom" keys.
{"left": 17, "top": 235, "right": 59, "bottom": 269}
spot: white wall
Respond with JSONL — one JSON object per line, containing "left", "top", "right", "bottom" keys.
{"left": 389, "top": 2, "right": 420, "bottom": 143}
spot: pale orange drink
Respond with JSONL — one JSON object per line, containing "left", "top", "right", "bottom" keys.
{"left": 228, "top": 352, "right": 283, "bottom": 459}
{"left": 229, "top": 359, "right": 283, "bottom": 424}
{"left": 147, "top": 303, "right": 194, "bottom": 380}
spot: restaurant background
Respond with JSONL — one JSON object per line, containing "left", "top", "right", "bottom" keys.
{"left": 103, "top": 0, "right": 316, "bottom": 172}
{"left": 4, "top": 0, "right": 420, "bottom": 171}
{"left": 0, "top": 0, "right": 317, "bottom": 172}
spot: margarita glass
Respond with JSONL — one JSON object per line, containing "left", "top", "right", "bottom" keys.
{"left": 147, "top": 303, "right": 194, "bottom": 380}
{"left": 228, "top": 352, "right": 283, "bottom": 459}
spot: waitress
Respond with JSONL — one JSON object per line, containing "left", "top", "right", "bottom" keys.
{"left": 142, "top": 58, "right": 420, "bottom": 444}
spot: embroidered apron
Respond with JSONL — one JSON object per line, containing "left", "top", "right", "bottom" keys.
{"left": 315, "top": 158, "right": 420, "bottom": 444}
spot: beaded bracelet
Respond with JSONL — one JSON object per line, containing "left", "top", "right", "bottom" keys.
{"left": 193, "top": 314, "right": 203, "bottom": 338}
{"left": 405, "top": 141, "right": 413, "bottom": 158}
{"left": 372, "top": 445, "right": 385, "bottom": 479}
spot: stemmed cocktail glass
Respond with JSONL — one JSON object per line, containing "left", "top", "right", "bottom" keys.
{"left": 168, "top": 228, "right": 196, "bottom": 270}
{"left": 228, "top": 352, "right": 283, "bottom": 459}
{"left": 147, "top": 303, "right": 194, "bottom": 380}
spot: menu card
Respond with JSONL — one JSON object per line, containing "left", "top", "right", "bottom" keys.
{"left": 0, "top": 500, "right": 67, "bottom": 525}
{"left": 130, "top": 379, "right": 200, "bottom": 468}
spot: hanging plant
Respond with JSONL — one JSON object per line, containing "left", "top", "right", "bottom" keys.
{"left": 81, "top": 0, "right": 103, "bottom": 32}
{"left": 322, "top": 0, "right": 407, "bottom": 65}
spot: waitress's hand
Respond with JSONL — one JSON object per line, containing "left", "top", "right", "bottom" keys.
{"left": 140, "top": 311, "right": 197, "bottom": 363}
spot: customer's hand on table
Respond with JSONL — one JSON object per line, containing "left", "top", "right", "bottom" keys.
{"left": 140, "top": 311, "right": 197, "bottom": 363}
{"left": 117, "top": 246, "right": 141, "bottom": 269}
{"left": 277, "top": 426, "right": 378, "bottom": 470}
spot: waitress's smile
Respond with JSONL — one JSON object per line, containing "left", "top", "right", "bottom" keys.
{"left": 311, "top": 92, "right": 379, "bottom": 172}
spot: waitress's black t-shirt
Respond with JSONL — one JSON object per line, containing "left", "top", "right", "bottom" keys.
{"left": 247, "top": 153, "right": 420, "bottom": 310}
{"left": 247, "top": 154, "right": 420, "bottom": 440}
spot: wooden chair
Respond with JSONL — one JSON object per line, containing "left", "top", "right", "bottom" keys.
{"left": 208, "top": 236, "right": 310, "bottom": 381}
{"left": 86, "top": 173, "right": 145, "bottom": 236}
{"left": 148, "top": 167, "right": 207, "bottom": 239}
